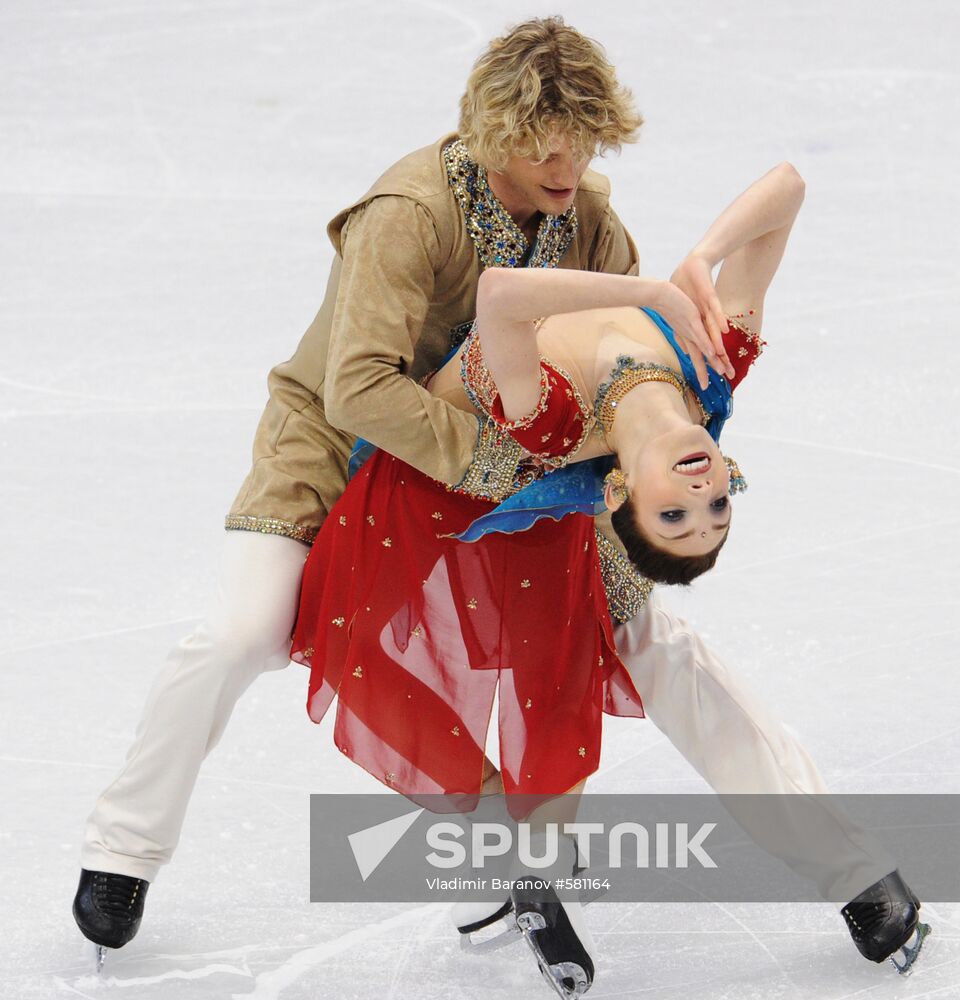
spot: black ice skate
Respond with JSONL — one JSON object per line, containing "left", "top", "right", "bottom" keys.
{"left": 73, "top": 868, "right": 149, "bottom": 972}
{"left": 454, "top": 865, "right": 608, "bottom": 955}
{"left": 512, "top": 875, "right": 596, "bottom": 999}
{"left": 841, "top": 869, "right": 930, "bottom": 975}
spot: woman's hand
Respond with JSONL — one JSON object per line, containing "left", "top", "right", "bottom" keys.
{"left": 669, "top": 255, "right": 735, "bottom": 383}
{"left": 652, "top": 277, "right": 732, "bottom": 389}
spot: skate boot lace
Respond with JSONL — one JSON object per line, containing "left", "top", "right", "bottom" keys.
{"left": 842, "top": 899, "right": 891, "bottom": 940}
{"left": 92, "top": 872, "right": 144, "bottom": 921}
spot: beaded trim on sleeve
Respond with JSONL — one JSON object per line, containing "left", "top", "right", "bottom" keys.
{"left": 442, "top": 139, "right": 579, "bottom": 270}
{"left": 459, "top": 324, "right": 593, "bottom": 466}
{"left": 595, "top": 530, "right": 655, "bottom": 624}
{"left": 224, "top": 514, "right": 318, "bottom": 546}
{"left": 726, "top": 315, "right": 767, "bottom": 356}
{"left": 459, "top": 322, "right": 550, "bottom": 431}
{"left": 449, "top": 416, "right": 529, "bottom": 503}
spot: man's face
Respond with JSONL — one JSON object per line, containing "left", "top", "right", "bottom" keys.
{"left": 489, "top": 134, "right": 591, "bottom": 219}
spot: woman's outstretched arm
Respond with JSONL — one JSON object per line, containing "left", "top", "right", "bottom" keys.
{"left": 672, "top": 162, "right": 806, "bottom": 336}
{"left": 475, "top": 267, "right": 730, "bottom": 422}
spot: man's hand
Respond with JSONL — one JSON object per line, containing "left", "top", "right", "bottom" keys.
{"left": 669, "top": 256, "right": 735, "bottom": 385}
{"left": 653, "top": 277, "right": 732, "bottom": 389}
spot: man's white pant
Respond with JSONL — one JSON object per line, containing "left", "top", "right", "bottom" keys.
{"left": 615, "top": 603, "right": 895, "bottom": 901}
{"left": 81, "top": 531, "right": 893, "bottom": 901}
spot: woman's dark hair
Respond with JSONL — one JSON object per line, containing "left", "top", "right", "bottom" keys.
{"left": 610, "top": 495, "right": 728, "bottom": 585}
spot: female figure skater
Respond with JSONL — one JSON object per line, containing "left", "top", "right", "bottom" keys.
{"left": 290, "top": 162, "right": 792, "bottom": 808}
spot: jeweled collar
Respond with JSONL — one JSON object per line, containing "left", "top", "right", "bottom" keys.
{"left": 442, "top": 138, "right": 579, "bottom": 270}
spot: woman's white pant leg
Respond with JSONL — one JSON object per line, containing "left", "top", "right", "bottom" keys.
{"left": 614, "top": 593, "right": 896, "bottom": 902}
{"left": 79, "top": 530, "right": 309, "bottom": 883}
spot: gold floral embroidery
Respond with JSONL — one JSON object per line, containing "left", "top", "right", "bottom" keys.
{"left": 520, "top": 579, "right": 531, "bottom": 589}
{"left": 382, "top": 537, "right": 392, "bottom": 547}
{"left": 451, "top": 726, "right": 461, "bottom": 736}
{"left": 352, "top": 665, "right": 363, "bottom": 678}
{"left": 366, "top": 515, "right": 376, "bottom": 526}
{"left": 339, "top": 515, "right": 347, "bottom": 526}
{"left": 578, "top": 747, "right": 586, "bottom": 757}
{"left": 525, "top": 698, "right": 533, "bottom": 709}
{"left": 467, "top": 598, "right": 478, "bottom": 610}
{"left": 411, "top": 625, "right": 423, "bottom": 637}
{"left": 332, "top": 617, "right": 345, "bottom": 628}
{"left": 303, "top": 646, "right": 314, "bottom": 658}
{"left": 432, "top": 511, "right": 443, "bottom": 520}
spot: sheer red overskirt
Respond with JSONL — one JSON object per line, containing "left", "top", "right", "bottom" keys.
{"left": 290, "top": 364, "right": 645, "bottom": 816}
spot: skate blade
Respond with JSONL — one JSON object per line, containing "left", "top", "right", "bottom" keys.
{"left": 890, "top": 922, "right": 931, "bottom": 976}
{"left": 82, "top": 940, "right": 109, "bottom": 974}
{"left": 516, "top": 912, "right": 590, "bottom": 999}
{"left": 459, "top": 910, "right": 521, "bottom": 954}
{"left": 459, "top": 881, "right": 606, "bottom": 955}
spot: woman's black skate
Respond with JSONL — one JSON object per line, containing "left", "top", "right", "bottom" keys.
{"left": 511, "top": 876, "right": 595, "bottom": 999}
{"left": 73, "top": 869, "right": 149, "bottom": 972}
{"left": 841, "top": 870, "right": 930, "bottom": 975}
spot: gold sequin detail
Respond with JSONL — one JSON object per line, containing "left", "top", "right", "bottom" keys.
{"left": 224, "top": 515, "right": 317, "bottom": 545}
{"left": 352, "top": 665, "right": 363, "bottom": 678}
{"left": 467, "top": 598, "right": 478, "bottom": 610}
{"left": 525, "top": 698, "right": 533, "bottom": 709}
{"left": 339, "top": 515, "right": 347, "bottom": 526}
{"left": 303, "top": 646, "right": 314, "bottom": 658}
{"left": 451, "top": 726, "right": 461, "bottom": 736}
{"left": 382, "top": 537, "right": 392, "bottom": 547}
{"left": 332, "top": 617, "right": 345, "bottom": 628}
{"left": 520, "top": 579, "right": 531, "bottom": 589}
{"left": 595, "top": 529, "right": 655, "bottom": 624}
{"left": 411, "top": 625, "right": 423, "bottom": 638}
{"left": 540, "top": 432, "right": 552, "bottom": 442}
{"left": 432, "top": 511, "right": 443, "bottom": 520}
{"left": 578, "top": 747, "right": 587, "bottom": 757}
{"left": 594, "top": 357, "right": 704, "bottom": 435}
{"left": 449, "top": 417, "right": 527, "bottom": 503}
{"left": 366, "top": 515, "right": 376, "bottom": 526}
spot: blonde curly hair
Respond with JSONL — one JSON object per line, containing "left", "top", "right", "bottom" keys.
{"left": 458, "top": 16, "right": 643, "bottom": 171}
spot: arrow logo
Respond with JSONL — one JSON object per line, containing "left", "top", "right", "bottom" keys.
{"left": 347, "top": 807, "right": 424, "bottom": 881}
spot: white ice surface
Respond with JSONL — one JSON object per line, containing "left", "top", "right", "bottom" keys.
{"left": 1, "top": 1, "right": 959, "bottom": 997}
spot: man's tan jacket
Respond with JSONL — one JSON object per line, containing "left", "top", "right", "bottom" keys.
{"left": 227, "top": 135, "right": 638, "bottom": 551}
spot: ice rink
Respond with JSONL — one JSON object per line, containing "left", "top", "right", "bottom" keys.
{"left": 2, "top": 0, "right": 958, "bottom": 997}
